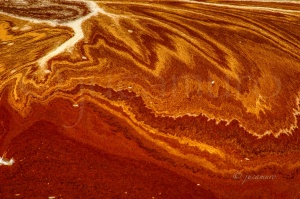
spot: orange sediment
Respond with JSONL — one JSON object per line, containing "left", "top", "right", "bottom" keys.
{"left": 1, "top": 0, "right": 300, "bottom": 198}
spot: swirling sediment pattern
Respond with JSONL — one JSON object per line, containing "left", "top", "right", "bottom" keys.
{"left": 1, "top": 0, "right": 300, "bottom": 198}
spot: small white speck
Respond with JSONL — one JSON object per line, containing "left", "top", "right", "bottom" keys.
{"left": 7, "top": 42, "right": 14, "bottom": 46}
{"left": 20, "top": 25, "right": 31, "bottom": 31}
{"left": 124, "top": 192, "right": 128, "bottom": 194}
{"left": 0, "top": 156, "right": 14, "bottom": 166}
{"left": 15, "top": 194, "right": 20, "bottom": 196}
{"left": 197, "top": 184, "right": 200, "bottom": 186}
{"left": 128, "top": 29, "right": 133, "bottom": 33}
{"left": 245, "top": 158, "right": 250, "bottom": 161}
{"left": 73, "top": 104, "right": 79, "bottom": 108}
{"left": 10, "top": 69, "right": 16, "bottom": 74}
{"left": 211, "top": 80, "right": 215, "bottom": 85}
{"left": 44, "top": 70, "right": 51, "bottom": 74}
{"left": 128, "top": 86, "right": 132, "bottom": 89}
{"left": 48, "top": 197, "right": 56, "bottom": 199}
{"left": 82, "top": 56, "right": 87, "bottom": 60}
{"left": 12, "top": 26, "right": 19, "bottom": 31}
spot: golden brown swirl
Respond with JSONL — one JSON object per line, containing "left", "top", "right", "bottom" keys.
{"left": 1, "top": 0, "right": 300, "bottom": 198}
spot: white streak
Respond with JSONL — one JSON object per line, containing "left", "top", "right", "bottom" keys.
{"left": 37, "top": 1, "right": 114, "bottom": 69}
{"left": 0, "top": 153, "right": 14, "bottom": 166}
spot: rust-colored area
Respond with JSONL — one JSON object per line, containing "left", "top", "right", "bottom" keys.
{"left": 0, "top": 94, "right": 216, "bottom": 198}
{"left": 1, "top": 0, "right": 300, "bottom": 198}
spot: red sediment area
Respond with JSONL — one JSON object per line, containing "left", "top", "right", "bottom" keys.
{"left": 0, "top": 91, "right": 217, "bottom": 198}
{"left": 0, "top": 87, "right": 300, "bottom": 198}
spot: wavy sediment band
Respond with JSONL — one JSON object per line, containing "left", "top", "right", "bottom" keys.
{"left": 1, "top": 0, "right": 300, "bottom": 197}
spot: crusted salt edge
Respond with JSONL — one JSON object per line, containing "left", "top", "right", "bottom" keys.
{"left": 149, "top": 93, "right": 300, "bottom": 139}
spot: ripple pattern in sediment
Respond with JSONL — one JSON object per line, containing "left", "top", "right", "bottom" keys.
{"left": 1, "top": 0, "right": 300, "bottom": 197}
